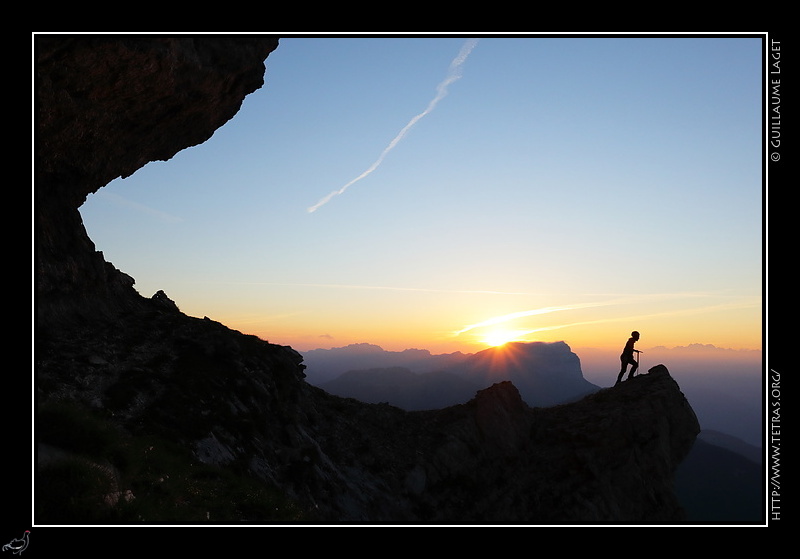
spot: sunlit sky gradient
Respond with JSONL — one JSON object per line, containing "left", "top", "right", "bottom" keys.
{"left": 79, "top": 34, "right": 764, "bottom": 355}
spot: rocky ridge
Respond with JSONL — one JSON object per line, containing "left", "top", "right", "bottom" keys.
{"left": 34, "top": 36, "right": 700, "bottom": 524}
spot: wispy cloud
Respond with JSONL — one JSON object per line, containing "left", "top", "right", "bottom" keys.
{"left": 506, "top": 300, "right": 762, "bottom": 338}
{"left": 96, "top": 191, "right": 184, "bottom": 223}
{"left": 452, "top": 293, "right": 761, "bottom": 337}
{"left": 453, "top": 301, "right": 617, "bottom": 336}
{"left": 215, "top": 311, "right": 305, "bottom": 326}
{"left": 215, "top": 281, "right": 530, "bottom": 296}
{"left": 307, "top": 38, "right": 480, "bottom": 213}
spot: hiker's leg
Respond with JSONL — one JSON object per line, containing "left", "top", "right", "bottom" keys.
{"left": 626, "top": 357, "right": 638, "bottom": 379}
{"left": 616, "top": 360, "right": 626, "bottom": 384}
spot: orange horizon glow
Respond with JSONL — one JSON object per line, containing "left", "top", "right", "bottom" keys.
{"left": 214, "top": 306, "right": 762, "bottom": 355}
{"left": 226, "top": 323, "right": 762, "bottom": 357}
{"left": 187, "top": 286, "right": 762, "bottom": 357}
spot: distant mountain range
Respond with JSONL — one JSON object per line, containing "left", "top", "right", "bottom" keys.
{"left": 675, "top": 431, "right": 763, "bottom": 523}
{"left": 697, "top": 429, "right": 762, "bottom": 465}
{"left": 303, "top": 343, "right": 468, "bottom": 384}
{"left": 304, "top": 341, "right": 601, "bottom": 409}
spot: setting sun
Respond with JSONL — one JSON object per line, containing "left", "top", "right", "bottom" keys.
{"left": 482, "top": 329, "right": 525, "bottom": 347}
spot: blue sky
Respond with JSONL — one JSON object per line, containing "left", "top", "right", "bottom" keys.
{"left": 79, "top": 34, "right": 764, "bottom": 354}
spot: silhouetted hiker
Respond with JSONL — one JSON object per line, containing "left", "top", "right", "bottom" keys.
{"left": 615, "top": 331, "right": 642, "bottom": 385}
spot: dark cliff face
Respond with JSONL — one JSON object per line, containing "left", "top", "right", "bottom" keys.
{"left": 35, "top": 36, "right": 279, "bottom": 314}
{"left": 34, "top": 36, "right": 700, "bottom": 524}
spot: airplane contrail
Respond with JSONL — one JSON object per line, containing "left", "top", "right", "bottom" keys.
{"left": 307, "top": 38, "right": 480, "bottom": 213}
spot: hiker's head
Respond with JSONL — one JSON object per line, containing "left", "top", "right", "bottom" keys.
{"left": 631, "top": 331, "right": 640, "bottom": 340}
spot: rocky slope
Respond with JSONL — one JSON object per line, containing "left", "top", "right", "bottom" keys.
{"left": 33, "top": 36, "right": 701, "bottom": 524}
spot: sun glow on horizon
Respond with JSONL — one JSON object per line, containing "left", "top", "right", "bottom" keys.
{"left": 481, "top": 329, "right": 530, "bottom": 347}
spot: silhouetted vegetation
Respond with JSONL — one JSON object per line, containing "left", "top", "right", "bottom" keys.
{"left": 36, "top": 402, "right": 309, "bottom": 524}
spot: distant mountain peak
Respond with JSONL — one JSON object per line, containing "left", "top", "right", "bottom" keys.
{"left": 309, "top": 339, "right": 600, "bottom": 409}
{"left": 313, "top": 343, "right": 386, "bottom": 353}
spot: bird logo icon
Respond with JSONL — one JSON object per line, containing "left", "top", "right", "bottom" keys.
{"left": 2, "top": 531, "right": 29, "bottom": 555}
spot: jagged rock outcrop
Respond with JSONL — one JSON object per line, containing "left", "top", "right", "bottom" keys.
{"left": 34, "top": 36, "right": 700, "bottom": 524}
